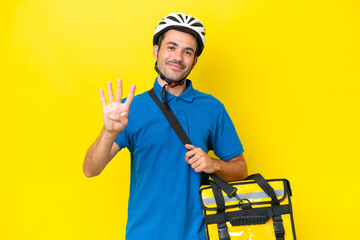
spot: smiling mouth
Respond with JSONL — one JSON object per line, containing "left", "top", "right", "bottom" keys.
{"left": 166, "top": 61, "right": 185, "bottom": 70}
{"left": 168, "top": 64, "right": 184, "bottom": 70}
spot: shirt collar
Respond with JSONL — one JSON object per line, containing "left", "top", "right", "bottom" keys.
{"left": 153, "top": 78, "right": 195, "bottom": 103}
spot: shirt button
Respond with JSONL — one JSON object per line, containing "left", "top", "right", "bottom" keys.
{"left": 176, "top": 98, "right": 179, "bottom": 102}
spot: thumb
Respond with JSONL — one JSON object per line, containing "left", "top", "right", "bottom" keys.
{"left": 109, "top": 112, "right": 128, "bottom": 120}
{"left": 120, "top": 112, "right": 128, "bottom": 118}
{"left": 185, "top": 144, "right": 196, "bottom": 150}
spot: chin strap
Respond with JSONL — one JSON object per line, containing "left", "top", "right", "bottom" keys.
{"left": 155, "top": 61, "right": 187, "bottom": 104}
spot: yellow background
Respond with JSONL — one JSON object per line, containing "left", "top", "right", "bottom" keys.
{"left": 1, "top": 0, "right": 359, "bottom": 239}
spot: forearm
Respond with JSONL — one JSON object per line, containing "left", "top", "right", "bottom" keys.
{"left": 83, "top": 128, "right": 119, "bottom": 177}
{"left": 213, "top": 155, "right": 248, "bottom": 182}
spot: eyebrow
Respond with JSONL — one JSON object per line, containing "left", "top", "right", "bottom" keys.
{"left": 166, "top": 41, "right": 195, "bottom": 53}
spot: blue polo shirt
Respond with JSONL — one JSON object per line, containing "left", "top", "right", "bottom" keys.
{"left": 115, "top": 79, "right": 244, "bottom": 240}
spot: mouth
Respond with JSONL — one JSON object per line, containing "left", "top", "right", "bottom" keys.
{"left": 166, "top": 61, "right": 185, "bottom": 71}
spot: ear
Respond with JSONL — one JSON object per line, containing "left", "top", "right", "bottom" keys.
{"left": 191, "top": 57, "right": 198, "bottom": 70}
{"left": 153, "top": 45, "right": 158, "bottom": 60}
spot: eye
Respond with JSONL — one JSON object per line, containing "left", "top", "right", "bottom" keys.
{"left": 184, "top": 51, "right": 192, "bottom": 56}
{"left": 168, "top": 46, "right": 175, "bottom": 50}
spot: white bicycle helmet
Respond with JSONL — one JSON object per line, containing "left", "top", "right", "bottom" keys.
{"left": 153, "top": 12, "right": 206, "bottom": 56}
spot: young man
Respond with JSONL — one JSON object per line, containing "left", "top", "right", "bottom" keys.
{"left": 84, "top": 13, "right": 248, "bottom": 239}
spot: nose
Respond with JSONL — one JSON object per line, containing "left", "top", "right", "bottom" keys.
{"left": 172, "top": 49, "right": 183, "bottom": 62}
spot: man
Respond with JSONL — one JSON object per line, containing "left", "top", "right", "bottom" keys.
{"left": 84, "top": 13, "right": 248, "bottom": 239}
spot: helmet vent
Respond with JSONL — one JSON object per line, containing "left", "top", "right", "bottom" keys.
{"left": 177, "top": 14, "right": 185, "bottom": 22}
{"left": 190, "top": 22, "right": 204, "bottom": 27}
{"left": 166, "top": 16, "right": 181, "bottom": 23}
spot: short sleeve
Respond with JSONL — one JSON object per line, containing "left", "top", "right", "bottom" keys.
{"left": 211, "top": 106, "right": 244, "bottom": 160}
{"left": 114, "top": 126, "right": 131, "bottom": 150}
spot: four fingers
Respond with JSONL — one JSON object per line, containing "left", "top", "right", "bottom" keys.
{"left": 99, "top": 79, "right": 136, "bottom": 108}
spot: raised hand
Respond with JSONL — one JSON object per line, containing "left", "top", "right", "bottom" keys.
{"left": 99, "top": 79, "right": 136, "bottom": 136}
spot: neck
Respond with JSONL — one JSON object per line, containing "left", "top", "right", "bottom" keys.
{"left": 157, "top": 75, "right": 187, "bottom": 96}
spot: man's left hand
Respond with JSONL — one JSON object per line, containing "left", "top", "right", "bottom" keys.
{"left": 185, "top": 144, "right": 220, "bottom": 173}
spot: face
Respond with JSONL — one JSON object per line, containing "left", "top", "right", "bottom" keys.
{"left": 153, "top": 29, "right": 198, "bottom": 82}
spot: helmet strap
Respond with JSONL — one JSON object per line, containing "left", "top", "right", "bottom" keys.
{"left": 154, "top": 61, "right": 187, "bottom": 104}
